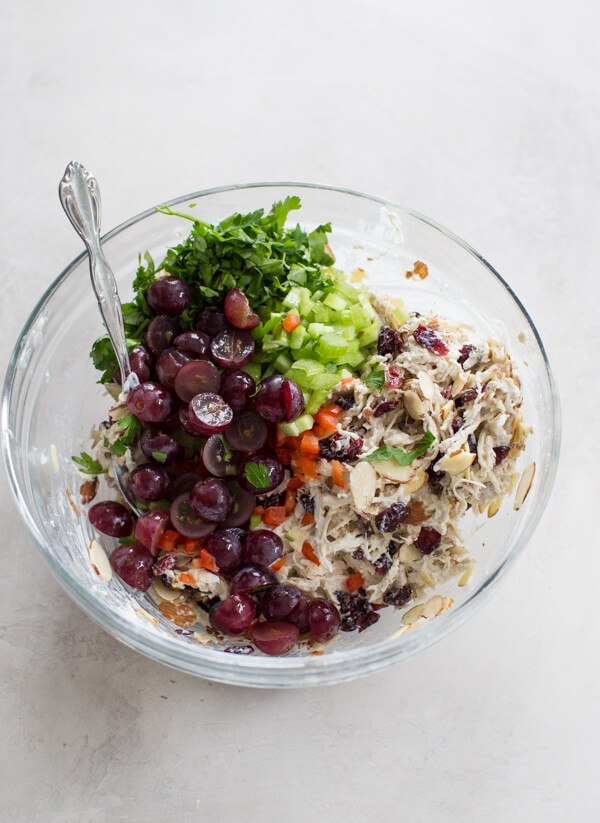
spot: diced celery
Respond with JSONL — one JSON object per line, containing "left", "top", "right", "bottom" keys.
{"left": 293, "top": 344, "right": 318, "bottom": 360}
{"left": 299, "top": 290, "right": 314, "bottom": 316}
{"left": 310, "top": 304, "right": 331, "bottom": 323}
{"left": 324, "top": 292, "right": 348, "bottom": 311}
{"left": 316, "top": 333, "right": 349, "bottom": 359}
{"left": 310, "top": 373, "right": 341, "bottom": 391}
{"left": 330, "top": 280, "right": 359, "bottom": 300}
{"left": 338, "top": 368, "right": 353, "bottom": 381}
{"left": 273, "top": 353, "right": 293, "bottom": 373}
{"left": 336, "top": 351, "right": 365, "bottom": 367}
{"left": 278, "top": 414, "right": 315, "bottom": 437}
{"left": 306, "top": 390, "right": 331, "bottom": 414}
{"left": 289, "top": 359, "right": 325, "bottom": 377}
{"left": 308, "top": 322, "right": 334, "bottom": 337}
{"left": 283, "top": 286, "right": 305, "bottom": 309}
{"left": 250, "top": 514, "right": 263, "bottom": 529}
{"left": 285, "top": 368, "right": 309, "bottom": 388}
{"left": 358, "top": 323, "right": 380, "bottom": 347}
{"left": 349, "top": 303, "right": 370, "bottom": 329}
{"left": 263, "top": 363, "right": 276, "bottom": 378}
{"left": 324, "top": 362, "right": 337, "bottom": 373}
{"left": 289, "top": 324, "right": 308, "bottom": 350}
{"left": 242, "top": 361, "right": 262, "bottom": 383}
{"left": 392, "top": 305, "right": 409, "bottom": 326}
{"left": 339, "top": 309, "right": 354, "bottom": 326}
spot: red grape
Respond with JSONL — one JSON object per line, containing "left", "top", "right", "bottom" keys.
{"left": 220, "top": 370, "right": 256, "bottom": 412}
{"left": 156, "top": 347, "right": 190, "bottom": 388}
{"left": 128, "top": 464, "right": 171, "bottom": 501}
{"left": 307, "top": 599, "right": 340, "bottom": 642}
{"left": 220, "top": 481, "right": 256, "bottom": 528}
{"left": 147, "top": 276, "right": 191, "bottom": 316}
{"left": 174, "top": 360, "right": 221, "bottom": 403}
{"left": 229, "top": 565, "right": 277, "bottom": 595}
{"left": 188, "top": 393, "right": 233, "bottom": 435}
{"left": 224, "top": 410, "right": 267, "bottom": 452}
{"left": 240, "top": 452, "right": 284, "bottom": 493}
{"left": 174, "top": 330, "right": 210, "bottom": 357}
{"left": 210, "top": 328, "right": 254, "bottom": 369}
{"left": 211, "top": 593, "right": 256, "bottom": 635}
{"left": 224, "top": 287, "right": 260, "bottom": 330}
{"left": 202, "top": 434, "right": 240, "bottom": 478}
{"left": 130, "top": 344, "right": 155, "bottom": 382}
{"left": 127, "top": 382, "right": 174, "bottom": 423}
{"left": 242, "top": 529, "right": 283, "bottom": 566}
{"left": 88, "top": 501, "right": 133, "bottom": 538}
{"left": 261, "top": 584, "right": 302, "bottom": 622}
{"left": 252, "top": 621, "right": 299, "bottom": 655}
{"left": 189, "top": 478, "right": 234, "bottom": 523}
{"left": 202, "top": 530, "right": 243, "bottom": 576}
{"left": 254, "top": 375, "right": 285, "bottom": 422}
{"left": 283, "top": 377, "right": 304, "bottom": 421}
{"left": 196, "top": 309, "right": 229, "bottom": 338}
{"left": 169, "top": 492, "right": 217, "bottom": 538}
{"left": 134, "top": 510, "right": 171, "bottom": 555}
{"left": 110, "top": 543, "right": 154, "bottom": 591}
{"left": 140, "top": 429, "right": 183, "bottom": 465}
{"left": 146, "top": 315, "right": 181, "bottom": 356}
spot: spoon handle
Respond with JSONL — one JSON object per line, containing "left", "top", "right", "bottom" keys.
{"left": 59, "top": 161, "right": 138, "bottom": 392}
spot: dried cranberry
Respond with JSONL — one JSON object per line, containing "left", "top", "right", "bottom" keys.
{"left": 224, "top": 645, "right": 255, "bottom": 655}
{"left": 413, "top": 325, "right": 449, "bottom": 356}
{"left": 383, "top": 585, "right": 412, "bottom": 607}
{"left": 299, "top": 493, "right": 315, "bottom": 515}
{"left": 467, "top": 433, "right": 477, "bottom": 454}
{"left": 378, "top": 326, "right": 403, "bottom": 356}
{"left": 385, "top": 364, "right": 403, "bottom": 388}
{"left": 340, "top": 614, "right": 357, "bottom": 632}
{"left": 160, "top": 574, "right": 174, "bottom": 589}
{"left": 360, "top": 519, "right": 373, "bottom": 537}
{"left": 442, "top": 385, "right": 453, "bottom": 399}
{"left": 258, "top": 490, "right": 286, "bottom": 508}
{"left": 153, "top": 555, "right": 176, "bottom": 575}
{"left": 319, "top": 432, "right": 363, "bottom": 462}
{"left": 352, "top": 548, "right": 364, "bottom": 560}
{"left": 335, "top": 590, "right": 353, "bottom": 613}
{"left": 458, "top": 344, "right": 476, "bottom": 366}
{"left": 455, "top": 388, "right": 478, "bottom": 408}
{"left": 335, "top": 395, "right": 355, "bottom": 410}
{"left": 494, "top": 445, "right": 511, "bottom": 465}
{"left": 451, "top": 417, "right": 463, "bottom": 434}
{"left": 414, "top": 527, "right": 442, "bottom": 555}
{"left": 373, "top": 400, "right": 399, "bottom": 418}
{"left": 357, "top": 610, "right": 380, "bottom": 632}
{"left": 373, "top": 554, "right": 392, "bottom": 574}
{"left": 375, "top": 501, "right": 409, "bottom": 533}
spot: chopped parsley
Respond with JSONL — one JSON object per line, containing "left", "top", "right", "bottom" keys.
{"left": 364, "top": 364, "right": 385, "bottom": 391}
{"left": 244, "top": 461, "right": 271, "bottom": 489}
{"left": 151, "top": 450, "right": 168, "bottom": 464}
{"left": 362, "top": 431, "right": 435, "bottom": 466}
{"left": 72, "top": 452, "right": 105, "bottom": 475}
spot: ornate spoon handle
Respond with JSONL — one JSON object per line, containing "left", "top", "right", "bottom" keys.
{"left": 59, "top": 161, "right": 139, "bottom": 392}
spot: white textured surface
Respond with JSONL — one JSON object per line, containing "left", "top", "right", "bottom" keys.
{"left": 1, "top": 1, "right": 598, "bottom": 820}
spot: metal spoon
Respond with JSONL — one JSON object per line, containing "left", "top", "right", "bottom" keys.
{"left": 59, "top": 161, "right": 142, "bottom": 515}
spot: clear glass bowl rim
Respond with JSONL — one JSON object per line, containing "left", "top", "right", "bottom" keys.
{"left": 2, "top": 181, "right": 561, "bottom": 686}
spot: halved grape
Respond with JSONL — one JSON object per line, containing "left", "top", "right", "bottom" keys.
{"left": 189, "top": 478, "right": 234, "bottom": 523}
{"left": 220, "top": 370, "right": 256, "bottom": 413}
{"left": 254, "top": 375, "right": 285, "bottom": 422}
{"left": 89, "top": 501, "right": 133, "bottom": 538}
{"left": 130, "top": 344, "right": 155, "bottom": 382}
{"left": 147, "top": 276, "right": 191, "bottom": 316}
{"left": 188, "top": 393, "right": 233, "bottom": 435}
{"left": 170, "top": 492, "right": 217, "bottom": 538}
{"left": 240, "top": 452, "right": 284, "bottom": 493}
{"left": 252, "top": 621, "right": 299, "bottom": 655}
{"left": 170, "top": 471, "right": 206, "bottom": 499}
{"left": 210, "top": 328, "right": 254, "bottom": 369}
{"left": 203, "top": 531, "right": 243, "bottom": 576}
{"left": 261, "top": 584, "right": 302, "bottom": 622}
{"left": 196, "top": 309, "right": 229, "bottom": 338}
{"left": 230, "top": 565, "right": 277, "bottom": 595}
{"left": 146, "top": 315, "right": 181, "bottom": 356}
{"left": 202, "top": 434, "right": 240, "bottom": 477}
{"left": 110, "top": 543, "right": 154, "bottom": 591}
{"left": 174, "top": 360, "right": 221, "bottom": 403}
{"left": 175, "top": 330, "right": 210, "bottom": 357}
{"left": 283, "top": 378, "right": 305, "bottom": 421}
{"left": 141, "top": 429, "right": 183, "bottom": 465}
{"left": 156, "top": 348, "right": 191, "bottom": 388}
{"left": 127, "top": 382, "right": 174, "bottom": 423}
{"left": 308, "top": 598, "right": 341, "bottom": 642}
{"left": 220, "top": 481, "right": 256, "bottom": 528}
{"left": 243, "top": 529, "right": 283, "bottom": 566}
{"left": 178, "top": 404, "right": 205, "bottom": 437}
{"left": 288, "top": 592, "right": 311, "bottom": 634}
{"left": 224, "top": 410, "right": 267, "bottom": 452}
{"left": 224, "top": 287, "right": 260, "bottom": 330}
{"left": 134, "top": 510, "right": 171, "bottom": 555}
{"left": 128, "top": 465, "right": 171, "bottom": 501}
{"left": 210, "top": 593, "right": 256, "bottom": 635}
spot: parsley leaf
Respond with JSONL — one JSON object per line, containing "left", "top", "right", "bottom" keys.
{"left": 118, "top": 535, "right": 136, "bottom": 546}
{"left": 362, "top": 431, "right": 436, "bottom": 466}
{"left": 111, "top": 414, "right": 141, "bottom": 456}
{"left": 244, "top": 461, "right": 271, "bottom": 489}
{"left": 364, "top": 364, "right": 385, "bottom": 391}
{"left": 72, "top": 452, "right": 104, "bottom": 475}
{"left": 152, "top": 450, "right": 168, "bottom": 463}
{"left": 220, "top": 435, "right": 233, "bottom": 462}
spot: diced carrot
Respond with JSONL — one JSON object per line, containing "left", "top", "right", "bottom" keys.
{"left": 284, "top": 488, "right": 296, "bottom": 514}
{"left": 331, "top": 460, "right": 345, "bottom": 488}
{"left": 271, "top": 557, "right": 286, "bottom": 572}
{"left": 311, "top": 424, "right": 329, "bottom": 439}
{"left": 320, "top": 404, "right": 342, "bottom": 416}
{"left": 200, "top": 549, "right": 219, "bottom": 573}
{"left": 184, "top": 538, "right": 201, "bottom": 555}
{"left": 346, "top": 572, "right": 364, "bottom": 593}
{"left": 313, "top": 411, "right": 338, "bottom": 434}
{"left": 253, "top": 505, "right": 265, "bottom": 516}
{"left": 340, "top": 377, "right": 354, "bottom": 385}
{"left": 275, "top": 447, "right": 293, "bottom": 466}
{"left": 179, "top": 572, "right": 196, "bottom": 585}
{"left": 293, "top": 452, "right": 319, "bottom": 480}
{"left": 262, "top": 506, "right": 287, "bottom": 526}
{"left": 301, "top": 512, "right": 315, "bottom": 526}
{"left": 157, "top": 529, "right": 184, "bottom": 551}
{"left": 191, "top": 557, "right": 203, "bottom": 569}
{"left": 282, "top": 313, "right": 301, "bottom": 333}
{"left": 300, "top": 432, "right": 320, "bottom": 454}
{"left": 276, "top": 426, "right": 288, "bottom": 447}
{"left": 287, "top": 476, "right": 306, "bottom": 490}
{"left": 302, "top": 541, "right": 320, "bottom": 566}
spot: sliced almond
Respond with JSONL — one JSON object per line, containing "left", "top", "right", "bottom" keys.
{"left": 403, "top": 469, "right": 428, "bottom": 495}
{"left": 458, "top": 567, "right": 474, "bottom": 587}
{"left": 451, "top": 372, "right": 468, "bottom": 397}
{"left": 152, "top": 576, "right": 182, "bottom": 602}
{"left": 487, "top": 496, "right": 503, "bottom": 518}
{"left": 405, "top": 498, "right": 430, "bottom": 526}
{"left": 417, "top": 370, "right": 436, "bottom": 400}
{"left": 88, "top": 539, "right": 112, "bottom": 581}
{"left": 50, "top": 444, "right": 60, "bottom": 473}
{"left": 514, "top": 461, "right": 535, "bottom": 510}
{"left": 404, "top": 390, "right": 425, "bottom": 420}
{"left": 80, "top": 477, "right": 99, "bottom": 505}
{"left": 448, "top": 544, "right": 468, "bottom": 557}
{"left": 402, "top": 603, "right": 425, "bottom": 624}
{"left": 371, "top": 459, "right": 414, "bottom": 483}
{"left": 398, "top": 543, "right": 422, "bottom": 563}
{"left": 159, "top": 601, "right": 197, "bottom": 628}
{"left": 435, "top": 450, "right": 476, "bottom": 476}
{"left": 422, "top": 594, "right": 444, "bottom": 618}
{"left": 421, "top": 569, "right": 435, "bottom": 588}
{"left": 349, "top": 461, "right": 377, "bottom": 511}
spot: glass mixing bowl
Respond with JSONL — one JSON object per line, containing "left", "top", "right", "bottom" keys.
{"left": 2, "top": 184, "right": 560, "bottom": 687}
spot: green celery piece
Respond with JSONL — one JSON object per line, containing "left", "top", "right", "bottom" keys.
{"left": 278, "top": 414, "right": 315, "bottom": 437}
{"left": 262, "top": 336, "right": 287, "bottom": 352}
{"left": 306, "top": 390, "right": 331, "bottom": 414}
{"left": 324, "top": 292, "right": 348, "bottom": 311}
{"left": 392, "top": 305, "right": 409, "bottom": 326}
{"left": 335, "top": 350, "right": 365, "bottom": 367}
{"left": 308, "top": 322, "right": 334, "bottom": 336}
{"left": 293, "top": 343, "right": 318, "bottom": 360}
{"left": 250, "top": 514, "right": 263, "bottom": 529}
{"left": 358, "top": 323, "right": 380, "bottom": 347}
{"left": 310, "top": 373, "right": 341, "bottom": 391}
{"left": 289, "top": 324, "right": 308, "bottom": 350}
{"left": 283, "top": 286, "right": 305, "bottom": 309}
{"left": 330, "top": 280, "right": 360, "bottom": 300}
{"left": 339, "top": 309, "right": 354, "bottom": 326}
{"left": 349, "top": 303, "right": 370, "bottom": 329}
{"left": 315, "top": 333, "right": 348, "bottom": 359}
{"left": 242, "top": 361, "right": 262, "bottom": 383}
{"left": 310, "top": 304, "right": 331, "bottom": 323}
{"left": 288, "top": 358, "right": 325, "bottom": 376}
{"left": 299, "top": 290, "right": 314, "bottom": 315}
{"left": 273, "top": 353, "right": 293, "bottom": 373}
{"left": 263, "top": 363, "right": 276, "bottom": 378}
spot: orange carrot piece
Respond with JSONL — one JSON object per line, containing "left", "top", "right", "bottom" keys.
{"left": 313, "top": 411, "right": 338, "bottom": 434}
{"left": 179, "top": 572, "right": 196, "bottom": 585}
{"left": 340, "top": 377, "right": 354, "bottom": 385}
{"left": 262, "top": 506, "right": 287, "bottom": 526}
{"left": 276, "top": 426, "right": 288, "bottom": 447}
{"left": 284, "top": 488, "right": 296, "bottom": 514}
{"left": 301, "top": 512, "right": 315, "bottom": 526}
{"left": 275, "top": 447, "right": 293, "bottom": 466}
{"left": 253, "top": 505, "right": 265, "bottom": 516}
{"left": 287, "top": 476, "right": 306, "bottom": 490}
{"left": 300, "top": 432, "right": 320, "bottom": 454}
{"left": 157, "top": 529, "right": 184, "bottom": 551}
{"left": 346, "top": 572, "right": 364, "bottom": 593}
{"left": 184, "top": 538, "right": 201, "bottom": 555}
{"left": 302, "top": 541, "right": 320, "bottom": 566}
{"left": 293, "top": 452, "right": 319, "bottom": 480}
{"left": 331, "top": 460, "right": 345, "bottom": 488}
{"left": 271, "top": 557, "right": 286, "bottom": 572}
{"left": 282, "top": 313, "right": 301, "bottom": 333}
{"left": 200, "top": 549, "right": 219, "bottom": 573}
